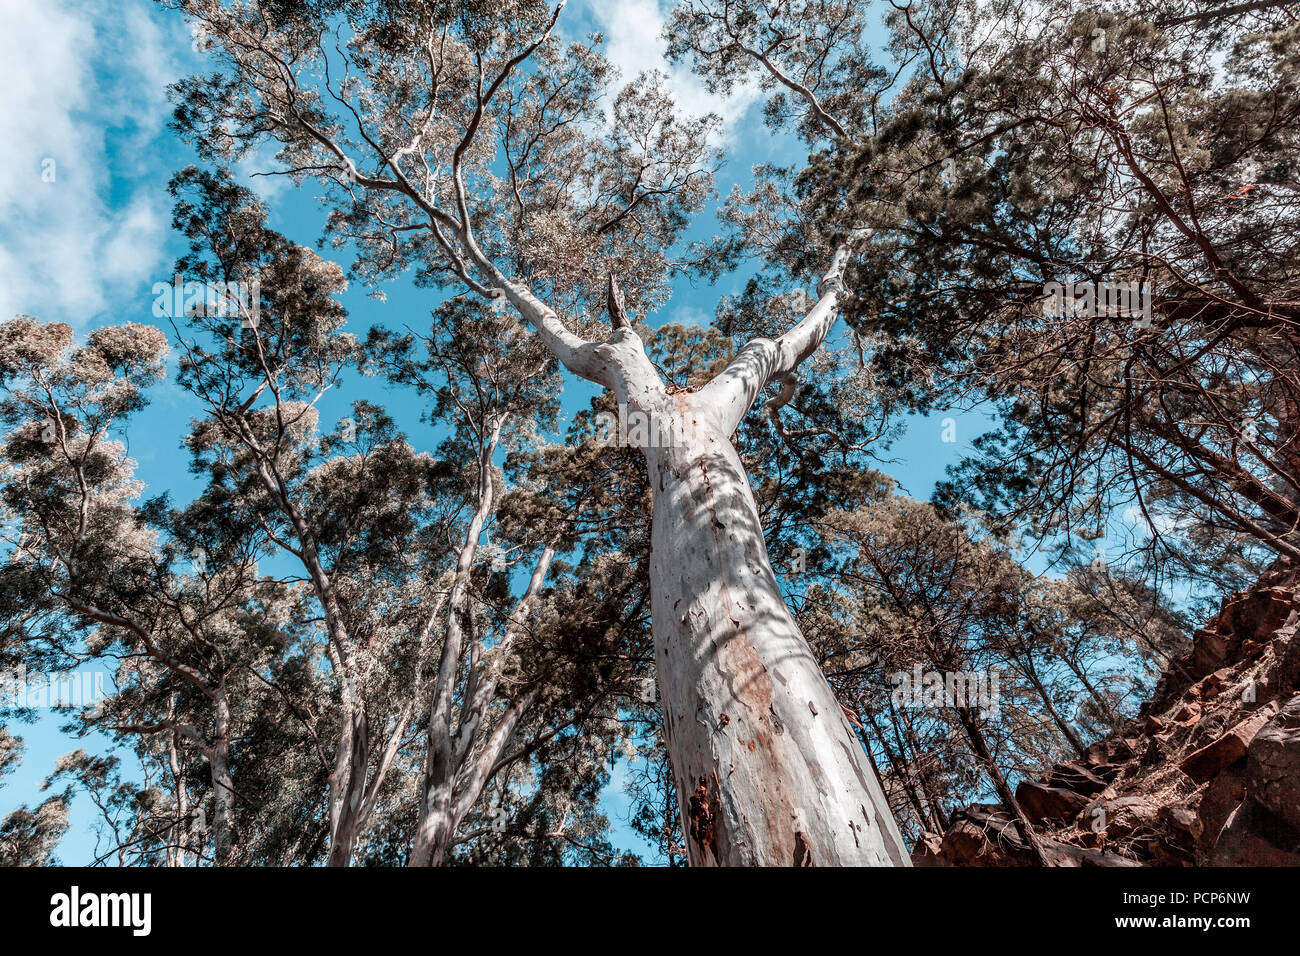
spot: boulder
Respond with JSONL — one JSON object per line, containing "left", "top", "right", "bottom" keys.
{"left": 1229, "top": 588, "right": 1297, "bottom": 643}
{"left": 1195, "top": 765, "right": 1246, "bottom": 859}
{"left": 1016, "top": 781, "right": 1089, "bottom": 824}
{"left": 1245, "top": 695, "right": 1300, "bottom": 831}
{"left": 1193, "top": 629, "right": 1231, "bottom": 679}
{"left": 1039, "top": 840, "right": 1143, "bottom": 868}
{"left": 1087, "top": 795, "right": 1160, "bottom": 840}
{"left": 1178, "top": 702, "right": 1280, "bottom": 783}
{"left": 1193, "top": 588, "right": 1295, "bottom": 677}
{"left": 1089, "top": 762, "right": 1124, "bottom": 783}
{"left": 1044, "top": 761, "right": 1109, "bottom": 796}
{"left": 1271, "top": 631, "right": 1300, "bottom": 697}
{"left": 910, "top": 809, "right": 1142, "bottom": 867}
{"left": 934, "top": 806, "right": 1028, "bottom": 867}
{"left": 1089, "top": 737, "right": 1136, "bottom": 764}
{"left": 1209, "top": 800, "right": 1300, "bottom": 866}
{"left": 910, "top": 831, "right": 945, "bottom": 866}
{"left": 1150, "top": 806, "right": 1200, "bottom": 866}
{"left": 1162, "top": 805, "right": 1201, "bottom": 841}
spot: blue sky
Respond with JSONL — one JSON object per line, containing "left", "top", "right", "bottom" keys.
{"left": 0, "top": 0, "right": 989, "bottom": 864}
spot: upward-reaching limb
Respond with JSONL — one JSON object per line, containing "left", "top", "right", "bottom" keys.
{"left": 695, "top": 230, "right": 869, "bottom": 436}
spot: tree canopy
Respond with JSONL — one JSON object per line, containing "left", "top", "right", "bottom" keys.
{"left": 3, "top": 0, "right": 1296, "bottom": 867}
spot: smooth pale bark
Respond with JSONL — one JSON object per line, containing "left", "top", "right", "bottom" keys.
{"left": 640, "top": 389, "right": 909, "bottom": 865}
{"left": 411, "top": 421, "right": 501, "bottom": 867}
{"left": 325, "top": 705, "right": 369, "bottom": 867}
{"left": 94, "top": 648, "right": 235, "bottom": 865}
{"left": 409, "top": 417, "right": 555, "bottom": 866}
{"left": 210, "top": 691, "right": 234, "bottom": 865}
{"left": 167, "top": 732, "right": 186, "bottom": 867}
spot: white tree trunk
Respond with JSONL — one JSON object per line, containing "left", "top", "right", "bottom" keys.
{"left": 642, "top": 391, "right": 909, "bottom": 866}
{"left": 488, "top": 243, "right": 907, "bottom": 866}
{"left": 210, "top": 691, "right": 234, "bottom": 866}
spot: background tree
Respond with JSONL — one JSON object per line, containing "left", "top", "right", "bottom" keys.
{"left": 797, "top": 0, "right": 1300, "bottom": 609}
{"left": 0, "top": 733, "right": 70, "bottom": 867}
{"left": 817, "top": 496, "right": 1181, "bottom": 854}
{"left": 0, "top": 161, "right": 652, "bottom": 866}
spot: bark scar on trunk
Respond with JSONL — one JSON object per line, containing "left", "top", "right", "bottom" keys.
{"left": 688, "top": 775, "right": 720, "bottom": 862}
{"left": 793, "top": 827, "right": 814, "bottom": 866}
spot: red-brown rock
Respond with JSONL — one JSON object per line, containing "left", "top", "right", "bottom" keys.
{"left": 1179, "top": 703, "right": 1280, "bottom": 783}
{"left": 1016, "top": 781, "right": 1089, "bottom": 824}
{"left": 1209, "top": 800, "right": 1300, "bottom": 866}
{"left": 1246, "top": 695, "right": 1300, "bottom": 831}
{"left": 1196, "top": 765, "right": 1246, "bottom": 859}
{"left": 1088, "top": 795, "right": 1160, "bottom": 839}
{"left": 1044, "top": 761, "right": 1109, "bottom": 796}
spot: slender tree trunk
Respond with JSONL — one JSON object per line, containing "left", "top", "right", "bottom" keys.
{"left": 1063, "top": 656, "right": 1119, "bottom": 727}
{"left": 167, "top": 729, "right": 185, "bottom": 867}
{"left": 247, "top": 449, "right": 387, "bottom": 867}
{"left": 326, "top": 706, "right": 369, "bottom": 867}
{"left": 862, "top": 707, "right": 932, "bottom": 835}
{"left": 1017, "top": 658, "right": 1088, "bottom": 757}
{"left": 210, "top": 692, "right": 234, "bottom": 866}
{"left": 410, "top": 424, "right": 500, "bottom": 867}
{"left": 954, "top": 706, "right": 1050, "bottom": 866}
{"left": 893, "top": 699, "right": 950, "bottom": 832}
{"left": 644, "top": 392, "right": 909, "bottom": 866}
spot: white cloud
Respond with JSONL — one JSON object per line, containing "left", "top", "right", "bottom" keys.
{"left": 668, "top": 304, "right": 712, "bottom": 328}
{"left": 234, "top": 138, "right": 293, "bottom": 203}
{"left": 575, "top": 0, "right": 759, "bottom": 136}
{"left": 0, "top": 0, "right": 183, "bottom": 326}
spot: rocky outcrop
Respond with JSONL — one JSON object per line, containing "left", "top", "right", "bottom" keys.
{"left": 913, "top": 558, "right": 1300, "bottom": 866}
{"left": 911, "top": 803, "right": 1140, "bottom": 867}
{"left": 1179, "top": 702, "right": 1279, "bottom": 783}
{"left": 1017, "top": 781, "right": 1091, "bottom": 824}
{"left": 1246, "top": 695, "right": 1300, "bottom": 831}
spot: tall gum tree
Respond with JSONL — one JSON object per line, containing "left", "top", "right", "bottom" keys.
{"left": 165, "top": 0, "right": 909, "bottom": 865}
